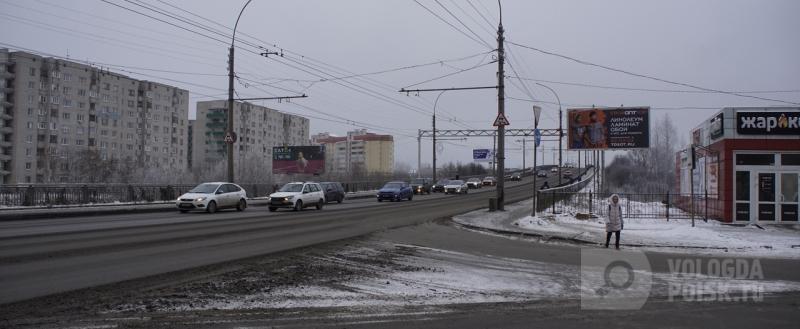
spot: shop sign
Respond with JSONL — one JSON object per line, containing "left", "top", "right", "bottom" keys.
{"left": 736, "top": 111, "right": 800, "bottom": 135}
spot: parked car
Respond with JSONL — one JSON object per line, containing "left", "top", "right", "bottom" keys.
{"left": 268, "top": 182, "right": 326, "bottom": 212}
{"left": 537, "top": 170, "right": 548, "bottom": 177}
{"left": 482, "top": 176, "right": 497, "bottom": 186}
{"left": 177, "top": 182, "right": 247, "bottom": 213}
{"left": 320, "top": 182, "right": 345, "bottom": 204}
{"left": 510, "top": 173, "right": 522, "bottom": 181}
{"left": 432, "top": 179, "right": 450, "bottom": 193}
{"left": 466, "top": 177, "right": 483, "bottom": 189}
{"left": 410, "top": 178, "right": 432, "bottom": 195}
{"left": 377, "top": 181, "right": 413, "bottom": 202}
{"left": 444, "top": 180, "right": 469, "bottom": 194}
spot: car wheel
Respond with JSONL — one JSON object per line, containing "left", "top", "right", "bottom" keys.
{"left": 206, "top": 201, "right": 217, "bottom": 214}
{"left": 179, "top": 209, "right": 189, "bottom": 213}
{"left": 378, "top": 198, "right": 383, "bottom": 202}
{"left": 268, "top": 207, "right": 277, "bottom": 212}
{"left": 316, "top": 199, "right": 324, "bottom": 210}
{"left": 293, "top": 200, "right": 303, "bottom": 211}
{"left": 236, "top": 199, "right": 247, "bottom": 211}
{"left": 337, "top": 196, "right": 343, "bottom": 204}
{"left": 408, "top": 194, "right": 413, "bottom": 201}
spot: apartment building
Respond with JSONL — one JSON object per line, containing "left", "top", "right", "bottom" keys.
{"left": 0, "top": 49, "right": 189, "bottom": 184}
{"left": 312, "top": 129, "right": 394, "bottom": 175}
{"left": 192, "top": 100, "right": 310, "bottom": 173}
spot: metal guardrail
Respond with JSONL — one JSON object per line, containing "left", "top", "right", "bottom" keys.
{"left": 0, "top": 181, "right": 389, "bottom": 207}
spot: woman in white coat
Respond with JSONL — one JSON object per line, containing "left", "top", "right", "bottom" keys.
{"left": 605, "top": 194, "right": 624, "bottom": 249}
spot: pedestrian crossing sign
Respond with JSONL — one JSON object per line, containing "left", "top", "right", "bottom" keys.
{"left": 493, "top": 112, "right": 510, "bottom": 127}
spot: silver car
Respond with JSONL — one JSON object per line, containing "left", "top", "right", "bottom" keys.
{"left": 176, "top": 182, "right": 248, "bottom": 213}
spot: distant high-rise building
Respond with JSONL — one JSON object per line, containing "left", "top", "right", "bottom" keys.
{"left": 0, "top": 49, "right": 189, "bottom": 184}
{"left": 192, "top": 100, "right": 310, "bottom": 175}
{"left": 312, "top": 129, "right": 394, "bottom": 175}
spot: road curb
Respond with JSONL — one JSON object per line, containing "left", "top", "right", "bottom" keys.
{"left": 451, "top": 218, "right": 734, "bottom": 251}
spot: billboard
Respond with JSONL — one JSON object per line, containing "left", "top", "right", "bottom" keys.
{"left": 473, "top": 149, "right": 493, "bottom": 162}
{"left": 272, "top": 146, "right": 325, "bottom": 175}
{"left": 567, "top": 107, "right": 650, "bottom": 149}
{"left": 736, "top": 111, "right": 800, "bottom": 135}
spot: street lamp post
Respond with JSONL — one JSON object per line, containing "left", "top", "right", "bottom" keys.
{"left": 535, "top": 83, "right": 562, "bottom": 185}
{"left": 431, "top": 90, "right": 447, "bottom": 184}
{"left": 532, "top": 106, "right": 542, "bottom": 217}
{"left": 227, "top": 0, "right": 254, "bottom": 183}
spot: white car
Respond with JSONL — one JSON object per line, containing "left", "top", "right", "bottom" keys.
{"left": 268, "top": 182, "right": 326, "bottom": 212}
{"left": 551, "top": 167, "right": 559, "bottom": 173}
{"left": 444, "top": 180, "right": 469, "bottom": 195}
{"left": 176, "top": 182, "right": 247, "bottom": 213}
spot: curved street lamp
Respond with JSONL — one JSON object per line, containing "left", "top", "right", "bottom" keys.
{"left": 535, "top": 82, "right": 562, "bottom": 185}
{"left": 227, "top": 0, "right": 255, "bottom": 183}
{"left": 431, "top": 90, "right": 447, "bottom": 184}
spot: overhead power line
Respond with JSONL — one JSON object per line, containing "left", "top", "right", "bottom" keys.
{"left": 507, "top": 40, "right": 800, "bottom": 106}
{"left": 412, "top": 0, "right": 494, "bottom": 50}
{"left": 512, "top": 77, "right": 800, "bottom": 94}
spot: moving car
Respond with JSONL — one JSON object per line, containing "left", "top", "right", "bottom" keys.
{"left": 432, "top": 179, "right": 450, "bottom": 193}
{"left": 320, "top": 182, "right": 345, "bottom": 204}
{"left": 176, "top": 182, "right": 247, "bottom": 213}
{"left": 482, "top": 176, "right": 497, "bottom": 186}
{"left": 444, "top": 180, "right": 469, "bottom": 194}
{"left": 510, "top": 173, "right": 522, "bottom": 181}
{"left": 466, "top": 177, "right": 483, "bottom": 189}
{"left": 377, "top": 181, "right": 413, "bottom": 202}
{"left": 563, "top": 170, "right": 573, "bottom": 179}
{"left": 550, "top": 167, "right": 559, "bottom": 173}
{"left": 410, "top": 178, "right": 432, "bottom": 195}
{"left": 537, "top": 170, "right": 548, "bottom": 177}
{"left": 268, "top": 182, "right": 326, "bottom": 212}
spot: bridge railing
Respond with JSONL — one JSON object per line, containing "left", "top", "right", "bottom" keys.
{"left": 0, "top": 181, "right": 386, "bottom": 208}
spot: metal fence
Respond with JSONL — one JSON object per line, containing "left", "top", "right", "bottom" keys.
{"left": 0, "top": 180, "right": 388, "bottom": 207}
{"left": 537, "top": 191, "right": 723, "bottom": 220}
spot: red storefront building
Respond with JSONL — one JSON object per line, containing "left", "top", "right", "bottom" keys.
{"left": 676, "top": 107, "right": 800, "bottom": 223}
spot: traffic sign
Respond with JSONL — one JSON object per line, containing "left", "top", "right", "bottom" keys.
{"left": 493, "top": 112, "right": 510, "bottom": 127}
{"left": 224, "top": 131, "right": 237, "bottom": 144}
{"left": 533, "top": 105, "right": 542, "bottom": 127}
{"left": 534, "top": 128, "right": 541, "bottom": 147}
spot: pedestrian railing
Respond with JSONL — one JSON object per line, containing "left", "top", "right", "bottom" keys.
{"left": 538, "top": 191, "right": 723, "bottom": 220}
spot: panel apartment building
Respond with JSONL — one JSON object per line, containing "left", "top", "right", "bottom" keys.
{"left": 312, "top": 129, "right": 394, "bottom": 175}
{"left": 0, "top": 49, "right": 190, "bottom": 184}
{"left": 192, "top": 100, "right": 310, "bottom": 174}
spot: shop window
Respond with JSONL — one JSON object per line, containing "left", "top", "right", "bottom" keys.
{"left": 735, "top": 153, "right": 774, "bottom": 166}
{"left": 781, "top": 154, "right": 800, "bottom": 166}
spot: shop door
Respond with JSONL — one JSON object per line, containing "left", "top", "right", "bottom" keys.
{"left": 757, "top": 173, "right": 776, "bottom": 221}
{"left": 780, "top": 173, "right": 799, "bottom": 221}
{"left": 735, "top": 171, "right": 751, "bottom": 221}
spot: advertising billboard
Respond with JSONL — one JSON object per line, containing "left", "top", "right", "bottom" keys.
{"left": 473, "top": 149, "right": 493, "bottom": 162}
{"left": 736, "top": 111, "right": 800, "bottom": 135}
{"left": 272, "top": 146, "right": 325, "bottom": 175}
{"left": 567, "top": 107, "right": 650, "bottom": 149}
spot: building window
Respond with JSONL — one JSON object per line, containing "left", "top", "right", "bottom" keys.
{"left": 25, "top": 162, "right": 32, "bottom": 170}
{"left": 29, "top": 68, "right": 36, "bottom": 76}
{"left": 782, "top": 154, "right": 800, "bottom": 166}
{"left": 736, "top": 154, "right": 775, "bottom": 166}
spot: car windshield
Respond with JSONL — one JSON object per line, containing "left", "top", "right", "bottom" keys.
{"left": 449, "top": 180, "right": 464, "bottom": 185}
{"left": 279, "top": 183, "right": 304, "bottom": 192}
{"left": 468, "top": 178, "right": 480, "bottom": 182}
{"left": 436, "top": 180, "right": 449, "bottom": 185}
{"left": 383, "top": 183, "right": 403, "bottom": 189}
{"left": 188, "top": 183, "right": 220, "bottom": 194}
{"left": 484, "top": 177, "right": 495, "bottom": 180}
{"left": 411, "top": 179, "right": 426, "bottom": 184}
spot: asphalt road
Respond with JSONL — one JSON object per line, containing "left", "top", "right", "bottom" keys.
{"left": 0, "top": 173, "right": 564, "bottom": 304}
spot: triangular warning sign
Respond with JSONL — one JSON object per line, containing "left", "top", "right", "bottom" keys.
{"left": 493, "top": 112, "right": 510, "bottom": 127}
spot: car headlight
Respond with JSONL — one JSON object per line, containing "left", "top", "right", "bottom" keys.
{"left": 195, "top": 197, "right": 207, "bottom": 202}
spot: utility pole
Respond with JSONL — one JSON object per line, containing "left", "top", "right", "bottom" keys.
{"left": 495, "top": 8, "right": 506, "bottom": 211}
{"left": 417, "top": 129, "right": 422, "bottom": 178}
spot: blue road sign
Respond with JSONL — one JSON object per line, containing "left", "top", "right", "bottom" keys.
{"left": 473, "top": 149, "right": 492, "bottom": 162}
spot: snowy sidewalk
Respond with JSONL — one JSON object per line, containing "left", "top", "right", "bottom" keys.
{"left": 453, "top": 199, "right": 800, "bottom": 259}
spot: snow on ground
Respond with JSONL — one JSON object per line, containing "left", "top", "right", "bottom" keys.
{"left": 454, "top": 197, "right": 800, "bottom": 259}
{"left": 112, "top": 242, "right": 800, "bottom": 312}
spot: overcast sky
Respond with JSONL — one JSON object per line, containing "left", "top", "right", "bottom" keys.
{"left": 2, "top": 0, "right": 798, "bottom": 170}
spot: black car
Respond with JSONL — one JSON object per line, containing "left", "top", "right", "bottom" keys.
{"left": 432, "top": 179, "right": 450, "bottom": 193}
{"left": 410, "top": 178, "right": 432, "bottom": 195}
{"left": 320, "top": 182, "right": 345, "bottom": 203}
